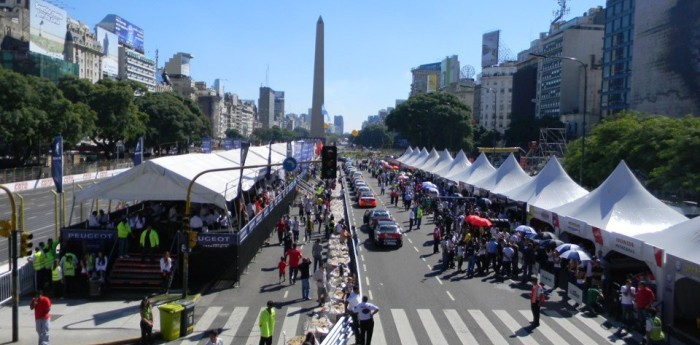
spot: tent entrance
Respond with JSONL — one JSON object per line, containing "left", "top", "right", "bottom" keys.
{"left": 673, "top": 277, "right": 700, "bottom": 341}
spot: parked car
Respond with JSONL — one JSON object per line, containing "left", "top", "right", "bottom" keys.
{"left": 358, "top": 195, "right": 377, "bottom": 208}
{"left": 374, "top": 221, "right": 403, "bottom": 247}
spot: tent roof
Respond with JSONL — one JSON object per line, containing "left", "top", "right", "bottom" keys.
{"left": 454, "top": 152, "right": 496, "bottom": 185}
{"left": 415, "top": 148, "right": 440, "bottom": 170}
{"left": 74, "top": 144, "right": 288, "bottom": 210}
{"left": 638, "top": 216, "right": 700, "bottom": 266}
{"left": 502, "top": 156, "right": 588, "bottom": 209}
{"left": 400, "top": 147, "right": 422, "bottom": 165}
{"left": 471, "top": 153, "right": 532, "bottom": 194}
{"left": 440, "top": 150, "right": 471, "bottom": 179}
{"left": 396, "top": 147, "right": 414, "bottom": 163}
{"left": 405, "top": 148, "right": 429, "bottom": 167}
{"left": 551, "top": 160, "right": 688, "bottom": 236}
{"left": 428, "top": 149, "right": 453, "bottom": 175}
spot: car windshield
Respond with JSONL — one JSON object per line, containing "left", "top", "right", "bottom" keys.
{"left": 372, "top": 210, "right": 389, "bottom": 218}
{"left": 378, "top": 225, "right": 399, "bottom": 233}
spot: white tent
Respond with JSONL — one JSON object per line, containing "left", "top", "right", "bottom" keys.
{"left": 502, "top": 157, "right": 588, "bottom": 222}
{"left": 439, "top": 150, "right": 471, "bottom": 179}
{"left": 415, "top": 148, "right": 439, "bottom": 171}
{"left": 471, "top": 153, "right": 532, "bottom": 195}
{"left": 550, "top": 160, "right": 687, "bottom": 258}
{"left": 400, "top": 147, "right": 422, "bottom": 166}
{"left": 396, "top": 147, "right": 414, "bottom": 163}
{"left": 452, "top": 152, "right": 496, "bottom": 186}
{"left": 638, "top": 216, "right": 700, "bottom": 268}
{"left": 405, "top": 148, "right": 429, "bottom": 167}
{"left": 74, "top": 144, "right": 289, "bottom": 211}
{"left": 427, "top": 149, "right": 453, "bottom": 175}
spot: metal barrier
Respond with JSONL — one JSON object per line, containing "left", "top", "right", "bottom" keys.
{"left": 0, "top": 159, "right": 134, "bottom": 184}
{"left": 321, "top": 169, "right": 361, "bottom": 345}
{"left": 0, "top": 263, "right": 35, "bottom": 305}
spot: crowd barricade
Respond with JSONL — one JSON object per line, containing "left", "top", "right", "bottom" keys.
{"left": 0, "top": 263, "right": 36, "bottom": 305}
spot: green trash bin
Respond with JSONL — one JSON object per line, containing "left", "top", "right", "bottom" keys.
{"left": 178, "top": 300, "right": 195, "bottom": 337}
{"left": 159, "top": 303, "right": 184, "bottom": 341}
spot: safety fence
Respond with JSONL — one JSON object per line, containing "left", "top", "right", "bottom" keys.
{"left": 0, "top": 159, "right": 133, "bottom": 185}
{"left": 0, "top": 262, "right": 36, "bottom": 305}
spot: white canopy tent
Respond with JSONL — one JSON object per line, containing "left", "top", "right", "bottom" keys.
{"left": 439, "top": 150, "right": 471, "bottom": 179}
{"left": 638, "top": 216, "right": 700, "bottom": 269}
{"left": 501, "top": 157, "right": 588, "bottom": 222}
{"left": 452, "top": 152, "right": 496, "bottom": 187}
{"left": 74, "top": 144, "right": 290, "bottom": 211}
{"left": 471, "top": 153, "right": 532, "bottom": 195}
{"left": 414, "top": 148, "right": 439, "bottom": 171}
{"left": 396, "top": 147, "right": 414, "bottom": 163}
{"left": 405, "top": 148, "right": 429, "bottom": 167}
{"left": 427, "top": 149, "right": 453, "bottom": 175}
{"left": 399, "top": 147, "right": 421, "bottom": 166}
{"left": 550, "top": 160, "right": 688, "bottom": 259}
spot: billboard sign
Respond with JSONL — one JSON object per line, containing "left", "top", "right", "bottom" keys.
{"left": 114, "top": 16, "right": 144, "bottom": 53}
{"left": 481, "top": 30, "right": 500, "bottom": 68}
{"left": 427, "top": 74, "right": 438, "bottom": 93}
{"left": 29, "top": 0, "right": 67, "bottom": 59}
{"left": 96, "top": 27, "right": 119, "bottom": 77}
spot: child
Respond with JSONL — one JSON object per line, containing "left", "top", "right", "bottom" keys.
{"left": 278, "top": 257, "right": 287, "bottom": 283}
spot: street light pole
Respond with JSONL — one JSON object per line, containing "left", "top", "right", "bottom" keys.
{"left": 529, "top": 53, "right": 588, "bottom": 185}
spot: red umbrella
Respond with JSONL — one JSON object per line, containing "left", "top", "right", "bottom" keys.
{"left": 466, "top": 215, "right": 492, "bottom": 227}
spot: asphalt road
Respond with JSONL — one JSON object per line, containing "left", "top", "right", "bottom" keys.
{"left": 344, "top": 168, "right": 643, "bottom": 345}
{"left": 0, "top": 183, "right": 110, "bottom": 264}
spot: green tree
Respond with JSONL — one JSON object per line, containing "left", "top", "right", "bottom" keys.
{"left": 137, "top": 92, "right": 209, "bottom": 153}
{"left": 225, "top": 128, "right": 246, "bottom": 139}
{"left": 385, "top": 92, "right": 473, "bottom": 151}
{"left": 353, "top": 125, "right": 393, "bottom": 148}
{"left": 473, "top": 126, "right": 502, "bottom": 155}
{"left": 88, "top": 79, "right": 148, "bottom": 158}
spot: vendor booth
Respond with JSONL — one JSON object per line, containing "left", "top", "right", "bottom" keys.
{"left": 439, "top": 150, "right": 471, "bottom": 180}
{"left": 425, "top": 149, "right": 453, "bottom": 175}
{"left": 470, "top": 153, "right": 532, "bottom": 196}
{"left": 452, "top": 153, "right": 496, "bottom": 195}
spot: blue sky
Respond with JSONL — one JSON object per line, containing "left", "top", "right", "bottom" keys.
{"left": 61, "top": 0, "right": 604, "bottom": 132}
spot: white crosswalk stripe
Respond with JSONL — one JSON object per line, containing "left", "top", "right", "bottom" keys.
{"left": 183, "top": 304, "right": 633, "bottom": 345}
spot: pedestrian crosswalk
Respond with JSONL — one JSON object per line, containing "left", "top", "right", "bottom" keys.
{"left": 169, "top": 304, "right": 642, "bottom": 345}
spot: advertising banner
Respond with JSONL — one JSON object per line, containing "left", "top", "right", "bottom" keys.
{"left": 29, "top": 0, "right": 67, "bottom": 59}
{"left": 237, "top": 141, "right": 251, "bottom": 196}
{"left": 233, "top": 139, "right": 242, "bottom": 150}
{"left": 481, "top": 30, "right": 500, "bottom": 68}
{"left": 567, "top": 282, "right": 584, "bottom": 305}
{"left": 265, "top": 142, "right": 272, "bottom": 179}
{"left": 224, "top": 138, "right": 233, "bottom": 151}
{"left": 202, "top": 138, "right": 212, "bottom": 153}
{"left": 602, "top": 231, "right": 644, "bottom": 260}
{"left": 540, "top": 270, "right": 556, "bottom": 288}
{"left": 559, "top": 216, "right": 588, "bottom": 238}
{"left": 133, "top": 136, "right": 144, "bottom": 166}
{"left": 61, "top": 229, "right": 116, "bottom": 242}
{"left": 96, "top": 27, "right": 119, "bottom": 77}
{"left": 113, "top": 15, "right": 144, "bottom": 53}
{"left": 427, "top": 74, "right": 438, "bottom": 93}
{"left": 51, "top": 136, "right": 63, "bottom": 193}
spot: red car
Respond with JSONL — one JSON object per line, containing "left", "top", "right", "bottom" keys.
{"left": 374, "top": 221, "right": 403, "bottom": 247}
{"left": 358, "top": 195, "right": 377, "bottom": 208}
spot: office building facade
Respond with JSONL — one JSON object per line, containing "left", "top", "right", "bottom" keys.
{"left": 65, "top": 18, "right": 103, "bottom": 83}
{"left": 258, "top": 87, "right": 277, "bottom": 129}
{"left": 334, "top": 115, "right": 344, "bottom": 135}
{"left": 410, "top": 62, "right": 441, "bottom": 96}
{"left": 600, "top": 0, "right": 635, "bottom": 116}
{"left": 479, "top": 63, "right": 516, "bottom": 133}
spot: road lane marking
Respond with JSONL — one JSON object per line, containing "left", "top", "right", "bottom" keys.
{"left": 28, "top": 216, "right": 37, "bottom": 220}
{"left": 444, "top": 309, "right": 478, "bottom": 345}
{"left": 365, "top": 277, "right": 370, "bottom": 286}
{"left": 284, "top": 290, "right": 289, "bottom": 299}
{"left": 435, "top": 276, "right": 443, "bottom": 285}
{"left": 194, "top": 306, "right": 222, "bottom": 332}
{"left": 421, "top": 257, "right": 426, "bottom": 261}
{"left": 368, "top": 289, "right": 373, "bottom": 300}
{"left": 413, "top": 247, "right": 419, "bottom": 252}
{"left": 44, "top": 212, "right": 53, "bottom": 216}
{"left": 407, "top": 238, "right": 412, "bottom": 244}
{"left": 276, "top": 307, "right": 301, "bottom": 345}
{"left": 518, "top": 310, "right": 569, "bottom": 345}
{"left": 468, "top": 309, "right": 509, "bottom": 345}
{"left": 493, "top": 310, "right": 539, "bottom": 345}
{"left": 446, "top": 291, "right": 455, "bottom": 301}
{"left": 391, "top": 309, "right": 419, "bottom": 345}
{"left": 543, "top": 310, "right": 598, "bottom": 345}
{"left": 417, "top": 309, "right": 448, "bottom": 345}
{"left": 573, "top": 311, "right": 630, "bottom": 344}
{"left": 361, "top": 254, "right": 364, "bottom": 261}
{"left": 372, "top": 313, "right": 388, "bottom": 345}
{"left": 224, "top": 306, "right": 251, "bottom": 345}
{"left": 363, "top": 264, "right": 367, "bottom": 272}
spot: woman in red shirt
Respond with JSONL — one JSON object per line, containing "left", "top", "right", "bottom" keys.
{"left": 30, "top": 290, "right": 51, "bottom": 344}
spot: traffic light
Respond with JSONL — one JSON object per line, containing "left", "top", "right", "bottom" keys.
{"left": 0, "top": 219, "right": 11, "bottom": 238}
{"left": 321, "top": 145, "right": 337, "bottom": 179}
{"left": 186, "top": 231, "right": 198, "bottom": 249}
{"left": 19, "top": 231, "right": 33, "bottom": 257}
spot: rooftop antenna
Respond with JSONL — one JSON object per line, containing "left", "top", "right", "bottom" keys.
{"left": 551, "top": 0, "right": 570, "bottom": 25}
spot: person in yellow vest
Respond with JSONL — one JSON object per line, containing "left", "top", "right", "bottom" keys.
{"left": 31, "top": 247, "right": 44, "bottom": 292}
{"left": 42, "top": 243, "right": 55, "bottom": 291}
{"left": 645, "top": 307, "right": 665, "bottom": 345}
{"left": 117, "top": 218, "right": 132, "bottom": 258}
{"left": 60, "top": 252, "right": 78, "bottom": 297}
{"left": 258, "top": 300, "right": 276, "bottom": 345}
{"left": 51, "top": 258, "right": 63, "bottom": 299}
{"left": 140, "top": 224, "right": 160, "bottom": 263}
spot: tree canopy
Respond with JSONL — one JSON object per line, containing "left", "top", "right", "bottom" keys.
{"left": 351, "top": 125, "right": 393, "bottom": 148}
{"left": 385, "top": 92, "right": 473, "bottom": 152}
{"left": 564, "top": 111, "right": 700, "bottom": 198}
{"left": 251, "top": 126, "right": 310, "bottom": 144}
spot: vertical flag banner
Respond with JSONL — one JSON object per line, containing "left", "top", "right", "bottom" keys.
{"left": 202, "top": 138, "right": 212, "bottom": 153}
{"left": 133, "top": 136, "right": 144, "bottom": 166}
{"left": 224, "top": 138, "right": 233, "bottom": 151}
{"left": 233, "top": 139, "right": 242, "bottom": 149}
{"left": 265, "top": 141, "right": 273, "bottom": 179}
{"left": 237, "top": 141, "right": 251, "bottom": 196}
{"left": 52, "top": 136, "right": 63, "bottom": 193}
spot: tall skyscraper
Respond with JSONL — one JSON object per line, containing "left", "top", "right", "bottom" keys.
{"left": 334, "top": 115, "right": 344, "bottom": 135}
{"left": 310, "top": 16, "right": 325, "bottom": 137}
{"left": 258, "top": 86, "right": 276, "bottom": 129}
{"left": 600, "top": 0, "right": 635, "bottom": 116}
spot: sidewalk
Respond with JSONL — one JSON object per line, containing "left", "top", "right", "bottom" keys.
{"left": 0, "top": 292, "right": 197, "bottom": 345}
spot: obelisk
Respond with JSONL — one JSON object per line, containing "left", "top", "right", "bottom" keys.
{"left": 310, "top": 16, "right": 325, "bottom": 138}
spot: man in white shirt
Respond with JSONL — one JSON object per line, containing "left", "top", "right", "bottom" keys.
{"left": 353, "top": 296, "right": 379, "bottom": 345}
{"left": 620, "top": 279, "right": 636, "bottom": 330}
{"left": 160, "top": 251, "right": 173, "bottom": 293}
{"left": 345, "top": 285, "right": 361, "bottom": 341}
{"left": 189, "top": 215, "right": 203, "bottom": 232}
{"left": 88, "top": 211, "right": 100, "bottom": 228}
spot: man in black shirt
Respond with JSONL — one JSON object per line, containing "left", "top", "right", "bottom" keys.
{"left": 298, "top": 257, "right": 312, "bottom": 300}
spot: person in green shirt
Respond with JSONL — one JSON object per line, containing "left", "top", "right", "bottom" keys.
{"left": 139, "top": 297, "right": 154, "bottom": 345}
{"left": 258, "top": 300, "right": 276, "bottom": 345}
{"left": 139, "top": 224, "right": 160, "bottom": 263}
{"left": 645, "top": 307, "right": 665, "bottom": 345}
{"left": 117, "top": 218, "right": 132, "bottom": 258}
{"left": 585, "top": 283, "right": 604, "bottom": 315}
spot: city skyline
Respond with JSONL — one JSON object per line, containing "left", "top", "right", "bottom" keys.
{"left": 59, "top": 0, "right": 604, "bottom": 132}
